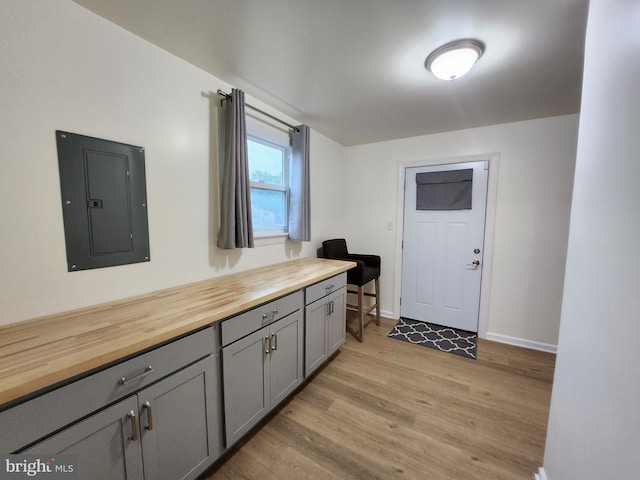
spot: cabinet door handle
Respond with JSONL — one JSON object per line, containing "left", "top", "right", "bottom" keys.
{"left": 330, "top": 300, "right": 335, "bottom": 314}
{"left": 127, "top": 410, "right": 138, "bottom": 441}
{"left": 142, "top": 401, "right": 154, "bottom": 431}
{"left": 271, "top": 332, "right": 278, "bottom": 351}
{"left": 119, "top": 365, "right": 154, "bottom": 385}
{"left": 326, "top": 300, "right": 335, "bottom": 315}
{"left": 265, "top": 335, "right": 271, "bottom": 354}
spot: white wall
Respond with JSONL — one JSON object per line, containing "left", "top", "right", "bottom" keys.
{"left": 344, "top": 115, "right": 578, "bottom": 346}
{"left": 542, "top": 1, "right": 640, "bottom": 478}
{"left": 0, "top": 0, "right": 346, "bottom": 326}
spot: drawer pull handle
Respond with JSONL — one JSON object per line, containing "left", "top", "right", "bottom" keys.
{"left": 265, "top": 335, "right": 271, "bottom": 354}
{"left": 271, "top": 332, "right": 278, "bottom": 351}
{"left": 128, "top": 410, "right": 138, "bottom": 441}
{"left": 119, "top": 365, "right": 154, "bottom": 385}
{"left": 142, "top": 401, "right": 154, "bottom": 431}
{"left": 262, "top": 309, "right": 279, "bottom": 321}
{"left": 325, "top": 284, "right": 335, "bottom": 292}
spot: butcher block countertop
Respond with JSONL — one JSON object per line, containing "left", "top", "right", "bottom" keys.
{"left": 0, "top": 257, "right": 355, "bottom": 407}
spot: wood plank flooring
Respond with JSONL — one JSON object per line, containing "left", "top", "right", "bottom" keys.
{"left": 203, "top": 316, "right": 555, "bottom": 480}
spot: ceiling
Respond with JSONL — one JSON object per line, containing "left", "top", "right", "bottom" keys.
{"left": 71, "top": 0, "right": 588, "bottom": 146}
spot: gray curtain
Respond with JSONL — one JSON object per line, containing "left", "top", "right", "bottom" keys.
{"left": 217, "top": 89, "right": 254, "bottom": 249}
{"left": 288, "top": 125, "right": 311, "bottom": 241}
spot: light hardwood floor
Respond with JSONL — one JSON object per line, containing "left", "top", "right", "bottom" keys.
{"left": 204, "top": 315, "right": 555, "bottom": 480}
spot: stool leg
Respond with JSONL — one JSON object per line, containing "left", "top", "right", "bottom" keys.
{"left": 358, "top": 285, "right": 364, "bottom": 342}
{"left": 374, "top": 277, "right": 381, "bottom": 326}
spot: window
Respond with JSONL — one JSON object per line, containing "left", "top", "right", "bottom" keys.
{"left": 246, "top": 116, "right": 291, "bottom": 237}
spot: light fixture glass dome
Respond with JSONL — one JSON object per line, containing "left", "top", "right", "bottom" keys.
{"left": 425, "top": 39, "right": 485, "bottom": 81}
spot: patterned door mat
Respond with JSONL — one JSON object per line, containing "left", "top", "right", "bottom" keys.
{"left": 388, "top": 317, "right": 477, "bottom": 359}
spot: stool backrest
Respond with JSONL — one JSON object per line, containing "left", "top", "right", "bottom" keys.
{"left": 322, "top": 238, "right": 349, "bottom": 259}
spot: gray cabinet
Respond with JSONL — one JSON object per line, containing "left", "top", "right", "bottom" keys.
{"left": 11, "top": 328, "right": 222, "bottom": 480}
{"left": 1, "top": 329, "right": 215, "bottom": 454}
{"left": 26, "top": 355, "right": 220, "bottom": 480}
{"left": 221, "top": 294, "right": 304, "bottom": 447}
{"left": 305, "top": 273, "right": 347, "bottom": 377}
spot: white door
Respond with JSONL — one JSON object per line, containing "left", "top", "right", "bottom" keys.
{"left": 401, "top": 161, "right": 488, "bottom": 332}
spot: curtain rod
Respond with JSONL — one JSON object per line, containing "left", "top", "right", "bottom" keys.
{"left": 217, "top": 89, "right": 300, "bottom": 132}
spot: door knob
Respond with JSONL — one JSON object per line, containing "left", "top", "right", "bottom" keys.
{"left": 472, "top": 259, "right": 480, "bottom": 267}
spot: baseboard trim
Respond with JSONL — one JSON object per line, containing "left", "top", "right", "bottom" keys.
{"left": 380, "top": 309, "right": 395, "bottom": 319}
{"left": 485, "top": 332, "right": 557, "bottom": 354}
{"left": 534, "top": 466, "right": 548, "bottom": 480}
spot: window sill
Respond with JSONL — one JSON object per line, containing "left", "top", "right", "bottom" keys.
{"left": 253, "top": 232, "right": 288, "bottom": 247}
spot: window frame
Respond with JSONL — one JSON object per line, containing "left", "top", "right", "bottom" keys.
{"left": 245, "top": 116, "right": 291, "bottom": 240}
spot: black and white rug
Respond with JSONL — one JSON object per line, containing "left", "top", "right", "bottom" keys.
{"left": 388, "top": 317, "right": 477, "bottom": 360}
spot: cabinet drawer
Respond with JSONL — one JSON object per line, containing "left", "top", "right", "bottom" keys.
{"left": 0, "top": 327, "right": 214, "bottom": 453}
{"left": 305, "top": 272, "right": 347, "bottom": 305}
{"left": 221, "top": 291, "right": 303, "bottom": 347}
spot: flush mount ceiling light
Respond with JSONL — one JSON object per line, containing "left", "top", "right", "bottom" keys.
{"left": 425, "top": 39, "right": 485, "bottom": 81}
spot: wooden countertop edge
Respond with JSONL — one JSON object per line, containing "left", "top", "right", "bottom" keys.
{"left": 0, "top": 258, "right": 355, "bottom": 407}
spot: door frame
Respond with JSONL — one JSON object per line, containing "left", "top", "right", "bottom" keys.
{"left": 393, "top": 153, "right": 499, "bottom": 339}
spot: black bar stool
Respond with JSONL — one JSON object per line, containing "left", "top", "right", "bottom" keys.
{"left": 320, "top": 239, "right": 380, "bottom": 342}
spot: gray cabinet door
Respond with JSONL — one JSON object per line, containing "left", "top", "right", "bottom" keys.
{"left": 222, "top": 309, "right": 303, "bottom": 447}
{"left": 139, "top": 355, "right": 221, "bottom": 480}
{"left": 269, "top": 311, "right": 304, "bottom": 407}
{"left": 305, "top": 299, "right": 328, "bottom": 376}
{"left": 305, "top": 285, "right": 346, "bottom": 377}
{"left": 25, "top": 396, "right": 144, "bottom": 480}
{"left": 222, "top": 327, "right": 270, "bottom": 446}
{"left": 327, "top": 287, "right": 347, "bottom": 355}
